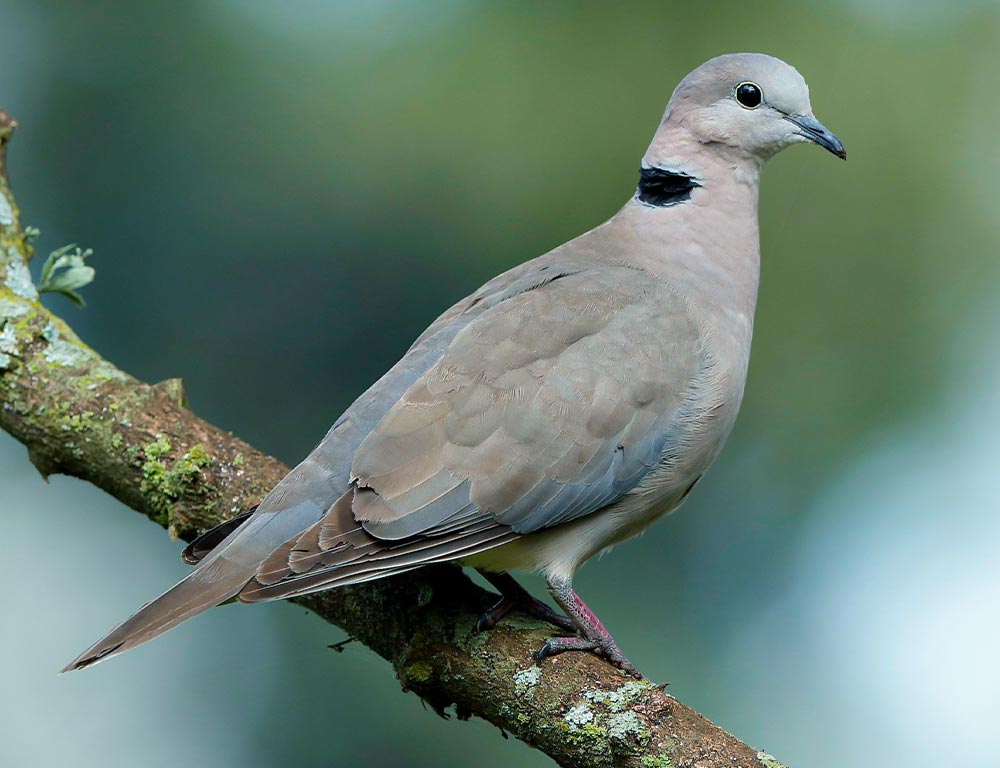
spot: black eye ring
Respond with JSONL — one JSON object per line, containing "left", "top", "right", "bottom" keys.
{"left": 735, "top": 81, "right": 763, "bottom": 109}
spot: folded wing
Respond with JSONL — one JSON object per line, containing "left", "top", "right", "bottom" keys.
{"left": 240, "top": 265, "right": 703, "bottom": 602}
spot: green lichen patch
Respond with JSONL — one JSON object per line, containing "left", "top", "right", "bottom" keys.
{"left": 60, "top": 411, "right": 96, "bottom": 433}
{"left": 513, "top": 665, "right": 542, "bottom": 696}
{"left": 84, "top": 360, "right": 127, "bottom": 386}
{"left": 639, "top": 754, "right": 676, "bottom": 768}
{"left": 145, "top": 436, "right": 172, "bottom": 460}
{"left": 557, "top": 718, "right": 606, "bottom": 752}
{"left": 0, "top": 297, "right": 28, "bottom": 320}
{"left": 4, "top": 257, "right": 37, "bottom": 301}
{"left": 173, "top": 444, "right": 212, "bottom": 481}
{"left": 0, "top": 321, "right": 17, "bottom": 369}
{"left": 451, "top": 614, "right": 483, "bottom": 653}
{"left": 140, "top": 438, "right": 172, "bottom": 520}
{"left": 545, "top": 680, "right": 659, "bottom": 760}
{"left": 42, "top": 337, "right": 92, "bottom": 368}
{"left": 23, "top": 318, "right": 115, "bottom": 376}
{"left": 563, "top": 702, "right": 594, "bottom": 731}
{"left": 606, "top": 710, "right": 650, "bottom": 747}
{"left": 0, "top": 192, "right": 13, "bottom": 226}
{"left": 41, "top": 320, "right": 58, "bottom": 342}
{"left": 405, "top": 662, "right": 433, "bottom": 684}
{"left": 139, "top": 438, "right": 213, "bottom": 525}
{"left": 756, "top": 751, "right": 789, "bottom": 768}
{"left": 583, "top": 680, "right": 654, "bottom": 712}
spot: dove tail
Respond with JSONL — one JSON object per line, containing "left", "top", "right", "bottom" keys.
{"left": 61, "top": 552, "right": 253, "bottom": 672}
{"left": 62, "top": 496, "right": 329, "bottom": 672}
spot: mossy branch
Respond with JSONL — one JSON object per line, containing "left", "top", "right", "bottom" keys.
{"left": 0, "top": 109, "right": 785, "bottom": 768}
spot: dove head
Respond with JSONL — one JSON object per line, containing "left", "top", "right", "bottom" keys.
{"left": 644, "top": 53, "right": 845, "bottom": 173}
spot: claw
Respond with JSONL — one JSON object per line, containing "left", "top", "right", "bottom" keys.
{"left": 475, "top": 571, "right": 577, "bottom": 634}
{"left": 534, "top": 635, "right": 640, "bottom": 676}
{"left": 477, "top": 571, "right": 645, "bottom": 678}
{"left": 535, "top": 637, "right": 597, "bottom": 663}
{"left": 542, "top": 575, "right": 645, "bottom": 678}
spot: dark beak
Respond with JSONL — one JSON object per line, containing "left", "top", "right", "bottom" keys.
{"left": 784, "top": 114, "right": 847, "bottom": 160}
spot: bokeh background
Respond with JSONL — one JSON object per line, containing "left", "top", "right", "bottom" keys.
{"left": 2, "top": 2, "right": 999, "bottom": 766}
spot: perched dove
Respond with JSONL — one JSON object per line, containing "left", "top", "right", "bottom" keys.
{"left": 66, "top": 53, "right": 844, "bottom": 676}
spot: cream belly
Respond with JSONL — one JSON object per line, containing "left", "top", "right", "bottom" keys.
{"left": 462, "top": 410, "right": 734, "bottom": 582}
{"left": 461, "top": 487, "right": 685, "bottom": 582}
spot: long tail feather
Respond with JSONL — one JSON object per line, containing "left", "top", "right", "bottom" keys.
{"left": 62, "top": 553, "right": 253, "bottom": 672}
{"left": 63, "top": 499, "right": 327, "bottom": 672}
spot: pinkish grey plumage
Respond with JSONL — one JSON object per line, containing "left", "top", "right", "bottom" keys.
{"left": 65, "top": 52, "right": 844, "bottom": 673}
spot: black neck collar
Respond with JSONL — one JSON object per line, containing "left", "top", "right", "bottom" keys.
{"left": 636, "top": 166, "right": 700, "bottom": 207}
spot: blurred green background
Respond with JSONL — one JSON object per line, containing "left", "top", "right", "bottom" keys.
{"left": 2, "top": 2, "right": 999, "bottom": 766}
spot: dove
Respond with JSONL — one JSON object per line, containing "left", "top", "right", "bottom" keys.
{"left": 65, "top": 52, "right": 844, "bottom": 676}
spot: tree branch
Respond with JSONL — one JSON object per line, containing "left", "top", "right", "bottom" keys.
{"left": 0, "top": 109, "right": 787, "bottom": 768}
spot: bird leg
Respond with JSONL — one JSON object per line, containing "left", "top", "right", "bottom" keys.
{"left": 536, "top": 576, "right": 641, "bottom": 678}
{"left": 475, "top": 570, "right": 577, "bottom": 633}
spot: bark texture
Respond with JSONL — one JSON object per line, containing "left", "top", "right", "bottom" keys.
{"left": 0, "top": 109, "right": 787, "bottom": 768}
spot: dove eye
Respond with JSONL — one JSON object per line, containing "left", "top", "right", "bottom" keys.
{"left": 735, "top": 82, "right": 763, "bottom": 109}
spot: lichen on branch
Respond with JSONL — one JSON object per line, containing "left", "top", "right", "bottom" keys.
{"left": 0, "top": 107, "right": 785, "bottom": 768}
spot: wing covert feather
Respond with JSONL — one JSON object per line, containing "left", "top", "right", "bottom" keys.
{"left": 353, "top": 266, "right": 703, "bottom": 537}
